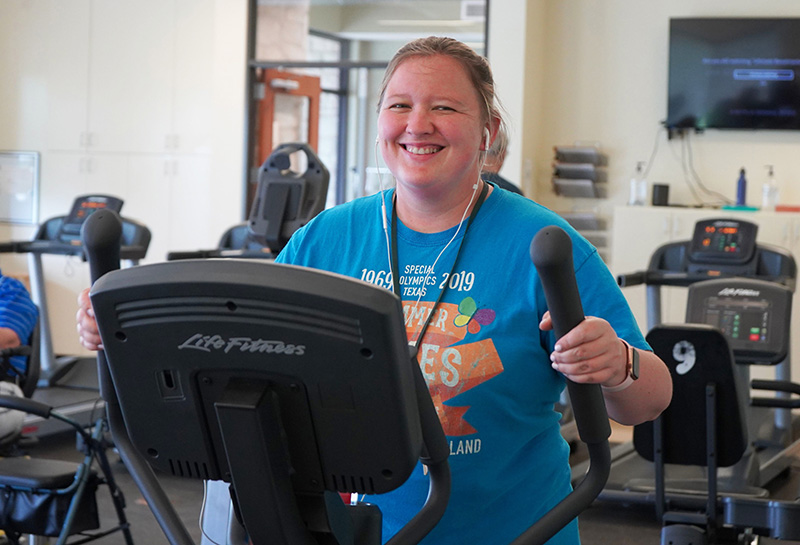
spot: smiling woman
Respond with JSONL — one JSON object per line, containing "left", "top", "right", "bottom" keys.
{"left": 77, "top": 34, "right": 671, "bottom": 545}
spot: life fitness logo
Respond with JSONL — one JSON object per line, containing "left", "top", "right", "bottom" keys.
{"left": 718, "top": 287, "right": 760, "bottom": 297}
{"left": 673, "top": 340, "right": 696, "bottom": 375}
{"left": 177, "top": 334, "right": 306, "bottom": 355}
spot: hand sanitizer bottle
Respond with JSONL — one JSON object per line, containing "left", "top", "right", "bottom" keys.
{"left": 761, "top": 165, "right": 779, "bottom": 211}
{"left": 628, "top": 161, "right": 647, "bottom": 205}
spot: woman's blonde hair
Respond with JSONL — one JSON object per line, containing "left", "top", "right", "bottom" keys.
{"left": 377, "top": 36, "right": 507, "bottom": 152}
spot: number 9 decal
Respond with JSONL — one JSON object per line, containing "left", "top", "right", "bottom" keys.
{"left": 673, "top": 340, "right": 696, "bottom": 375}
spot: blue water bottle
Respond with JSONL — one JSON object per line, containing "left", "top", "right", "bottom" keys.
{"left": 736, "top": 168, "right": 747, "bottom": 206}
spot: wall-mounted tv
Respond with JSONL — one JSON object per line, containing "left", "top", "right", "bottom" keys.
{"left": 666, "top": 17, "right": 800, "bottom": 131}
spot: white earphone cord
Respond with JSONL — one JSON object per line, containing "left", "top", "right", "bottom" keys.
{"left": 375, "top": 138, "right": 394, "bottom": 283}
{"left": 375, "top": 128, "right": 490, "bottom": 300}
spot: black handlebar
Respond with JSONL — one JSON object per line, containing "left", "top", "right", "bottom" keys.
{"left": 511, "top": 226, "right": 611, "bottom": 545}
{"left": 81, "top": 210, "right": 195, "bottom": 545}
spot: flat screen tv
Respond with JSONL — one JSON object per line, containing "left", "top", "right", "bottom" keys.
{"left": 666, "top": 17, "right": 800, "bottom": 131}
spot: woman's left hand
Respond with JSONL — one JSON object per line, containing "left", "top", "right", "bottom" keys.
{"left": 539, "top": 311, "right": 627, "bottom": 388}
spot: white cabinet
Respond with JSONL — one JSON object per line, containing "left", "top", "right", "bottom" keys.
{"left": 123, "top": 155, "right": 214, "bottom": 264}
{"left": 42, "top": 0, "right": 91, "bottom": 151}
{"left": 172, "top": 0, "right": 215, "bottom": 154}
{"left": 89, "top": 1, "right": 174, "bottom": 153}
{"left": 749, "top": 212, "right": 800, "bottom": 256}
{"left": 40, "top": 153, "right": 129, "bottom": 219}
{"left": 42, "top": 0, "right": 213, "bottom": 155}
{"left": 0, "top": 0, "right": 58, "bottom": 151}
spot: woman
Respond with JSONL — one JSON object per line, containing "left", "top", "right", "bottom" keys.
{"left": 78, "top": 37, "right": 671, "bottom": 545}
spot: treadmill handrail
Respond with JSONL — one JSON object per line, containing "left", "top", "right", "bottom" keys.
{"left": 617, "top": 241, "right": 797, "bottom": 292}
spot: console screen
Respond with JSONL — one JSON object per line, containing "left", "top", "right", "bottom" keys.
{"left": 699, "top": 224, "right": 742, "bottom": 255}
{"left": 702, "top": 296, "right": 770, "bottom": 345}
{"left": 689, "top": 219, "right": 758, "bottom": 264}
{"left": 687, "top": 278, "right": 789, "bottom": 364}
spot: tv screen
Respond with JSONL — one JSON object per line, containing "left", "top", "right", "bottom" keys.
{"left": 667, "top": 18, "right": 800, "bottom": 131}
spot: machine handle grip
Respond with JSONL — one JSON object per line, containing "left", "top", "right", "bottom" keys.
{"left": 530, "top": 226, "right": 611, "bottom": 444}
{"left": 531, "top": 227, "right": 585, "bottom": 338}
{"left": 617, "top": 271, "right": 646, "bottom": 287}
{"left": 81, "top": 209, "right": 123, "bottom": 283}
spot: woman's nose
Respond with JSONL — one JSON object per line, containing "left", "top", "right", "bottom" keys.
{"left": 405, "top": 109, "right": 434, "bottom": 135}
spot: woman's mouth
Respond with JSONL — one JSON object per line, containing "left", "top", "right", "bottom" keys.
{"left": 402, "top": 144, "right": 443, "bottom": 155}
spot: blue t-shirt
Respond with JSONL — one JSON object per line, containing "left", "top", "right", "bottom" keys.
{"left": 277, "top": 186, "right": 647, "bottom": 545}
{"left": 0, "top": 269, "right": 38, "bottom": 376}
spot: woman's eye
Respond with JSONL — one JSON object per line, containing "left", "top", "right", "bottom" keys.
{"left": 434, "top": 105, "right": 455, "bottom": 112}
{"left": 388, "top": 103, "right": 409, "bottom": 110}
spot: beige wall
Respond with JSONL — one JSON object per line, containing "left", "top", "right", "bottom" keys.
{"left": 5, "top": 1, "right": 800, "bottom": 356}
{"left": 490, "top": 0, "right": 800, "bottom": 218}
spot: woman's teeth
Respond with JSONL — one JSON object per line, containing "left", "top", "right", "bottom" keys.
{"left": 403, "top": 145, "right": 441, "bottom": 155}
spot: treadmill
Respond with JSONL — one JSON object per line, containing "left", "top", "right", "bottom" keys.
{"left": 589, "top": 218, "right": 800, "bottom": 542}
{"left": 0, "top": 194, "right": 151, "bottom": 435}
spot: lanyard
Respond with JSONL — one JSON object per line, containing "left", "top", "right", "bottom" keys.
{"left": 390, "top": 182, "right": 489, "bottom": 348}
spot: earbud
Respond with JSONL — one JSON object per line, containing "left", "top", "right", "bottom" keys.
{"left": 375, "top": 136, "right": 380, "bottom": 144}
{"left": 483, "top": 128, "right": 491, "bottom": 151}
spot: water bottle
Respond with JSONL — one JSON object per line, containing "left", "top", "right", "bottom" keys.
{"left": 736, "top": 168, "right": 747, "bottom": 207}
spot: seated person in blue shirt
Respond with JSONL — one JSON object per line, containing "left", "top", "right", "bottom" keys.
{"left": 0, "top": 268, "right": 38, "bottom": 446}
{"left": 0, "top": 269, "right": 38, "bottom": 378}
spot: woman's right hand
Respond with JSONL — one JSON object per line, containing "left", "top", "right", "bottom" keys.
{"left": 76, "top": 287, "right": 102, "bottom": 351}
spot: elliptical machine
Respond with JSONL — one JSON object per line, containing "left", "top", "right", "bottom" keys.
{"left": 81, "top": 209, "right": 612, "bottom": 545}
{"left": 166, "top": 143, "right": 329, "bottom": 261}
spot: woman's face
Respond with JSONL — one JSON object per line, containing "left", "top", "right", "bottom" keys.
{"left": 378, "top": 54, "right": 485, "bottom": 196}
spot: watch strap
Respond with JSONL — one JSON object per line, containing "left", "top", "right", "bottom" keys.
{"left": 602, "top": 339, "right": 638, "bottom": 393}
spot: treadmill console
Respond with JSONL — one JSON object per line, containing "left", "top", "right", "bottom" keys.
{"left": 686, "top": 278, "right": 792, "bottom": 364}
{"left": 688, "top": 218, "right": 758, "bottom": 265}
{"left": 58, "top": 195, "right": 124, "bottom": 242}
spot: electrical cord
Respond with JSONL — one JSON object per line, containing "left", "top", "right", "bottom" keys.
{"left": 677, "top": 135, "right": 705, "bottom": 205}
{"left": 654, "top": 123, "right": 732, "bottom": 207}
{"left": 641, "top": 125, "right": 663, "bottom": 181}
{"left": 683, "top": 131, "right": 734, "bottom": 206}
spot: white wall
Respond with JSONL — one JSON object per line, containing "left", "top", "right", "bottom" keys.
{"left": 0, "top": 0, "right": 248, "bottom": 357}
{"left": 489, "top": 0, "right": 800, "bottom": 220}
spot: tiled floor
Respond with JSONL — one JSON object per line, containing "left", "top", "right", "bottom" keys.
{"left": 6, "top": 418, "right": 800, "bottom": 545}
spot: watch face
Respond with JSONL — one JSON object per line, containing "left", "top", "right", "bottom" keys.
{"left": 630, "top": 348, "right": 640, "bottom": 380}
